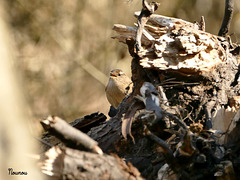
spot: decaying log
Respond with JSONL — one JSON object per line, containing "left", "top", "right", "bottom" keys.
{"left": 40, "top": 146, "right": 143, "bottom": 180}
{"left": 39, "top": 1, "right": 240, "bottom": 179}
{"left": 87, "top": 1, "right": 240, "bottom": 179}
{"left": 40, "top": 116, "right": 144, "bottom": 179}
{"left": 113, "top": 12, "right": 234, "bottom": 77}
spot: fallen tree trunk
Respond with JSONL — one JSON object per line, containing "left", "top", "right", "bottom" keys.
{"left": 39, "top": 116, "right": 143, "bottom": 179}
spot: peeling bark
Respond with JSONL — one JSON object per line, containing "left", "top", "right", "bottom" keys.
{"left": 40, "top": 146, "right": 143, "bottom": 180}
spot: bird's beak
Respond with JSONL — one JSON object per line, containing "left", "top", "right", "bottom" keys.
{"left": 110, "top": 72, "right": 117, "bottom": 77}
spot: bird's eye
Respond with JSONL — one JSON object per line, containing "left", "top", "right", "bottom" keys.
{"left": 118, "top": 73, "right": 121, "bottom": 76}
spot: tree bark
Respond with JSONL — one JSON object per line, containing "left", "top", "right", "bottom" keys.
{"left": 41, "top": 146, "right": 143, "bottom": 180}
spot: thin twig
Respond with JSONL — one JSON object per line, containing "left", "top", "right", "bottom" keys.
{"left": 182, "top": 105, "right": 194, "bottom": 121}
{"left": 163, "top": 111, "right": 188, "bottom": 130}
{"left": 76, "top": 58, "right": 108, "bottom": 86}
{"left": 199, "top": 16, "right": 205, "bottom": 31}
{"left": 218, "top": 0, "right": 234, "bottom": 36}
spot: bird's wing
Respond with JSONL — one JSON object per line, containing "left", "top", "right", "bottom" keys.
{"left": 124, "top": 82, "right": 133, "bottom": 95}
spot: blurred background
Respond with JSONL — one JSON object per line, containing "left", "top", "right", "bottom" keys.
{"left": 5, "top": 0, "right": 240, "bottom": 123}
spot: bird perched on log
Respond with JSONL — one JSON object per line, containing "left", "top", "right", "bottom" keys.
{"left": 105, "top": 69, "right": 133, "bottom": 109}
{"left": 136, "top": 82, "right": 163, "bottom": 125}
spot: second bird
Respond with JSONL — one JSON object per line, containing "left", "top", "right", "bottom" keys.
{"left": 105, "top": 69, "right": 133, "bottom": 108}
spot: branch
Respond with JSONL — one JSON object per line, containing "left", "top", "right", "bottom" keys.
{"left": 135, "top": 0, "right": 159, "bottom": 54}
{"left": 41, "top": 116, "right": 103, "bottom": 155}
{"left": 143, "top": 126, "right": 180, "bottom": 172}
{"left": 218, "top": 0, "right": 234, "bottom": 36}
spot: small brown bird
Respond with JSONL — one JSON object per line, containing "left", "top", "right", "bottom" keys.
{"left": 105, "top": 69, "right": 133, "bottom": 108}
